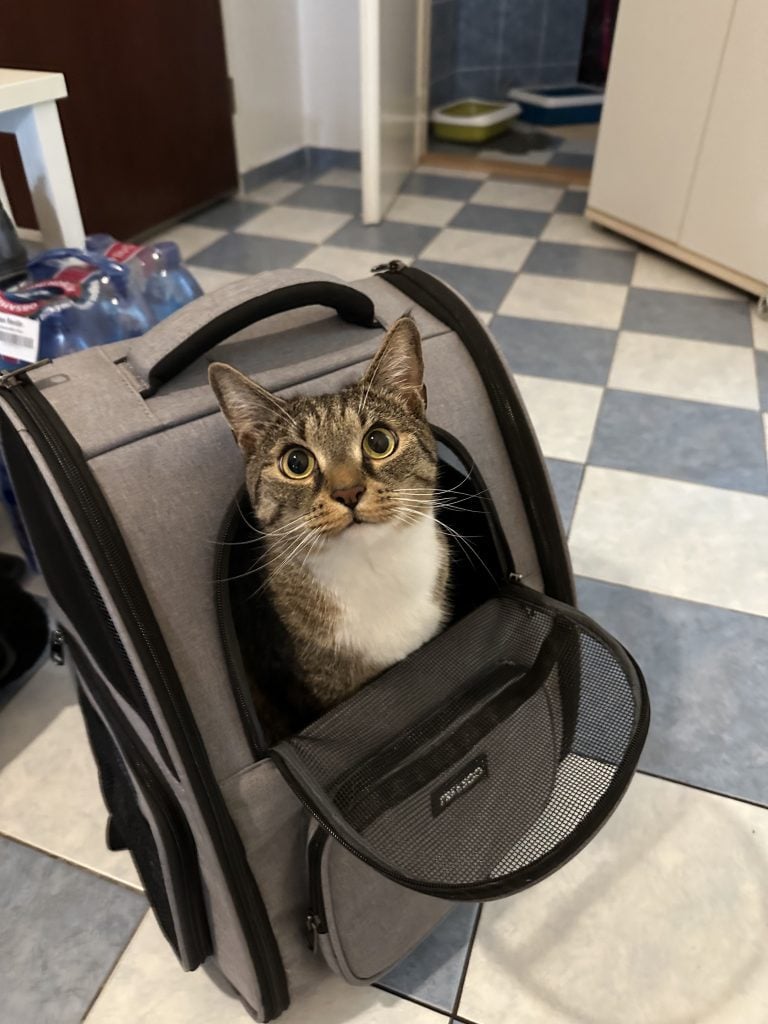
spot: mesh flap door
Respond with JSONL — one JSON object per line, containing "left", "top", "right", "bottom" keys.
{"left": 272, "top": 589, "right": 649, "bottom": 901}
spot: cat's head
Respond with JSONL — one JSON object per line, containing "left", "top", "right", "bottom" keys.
{"left": 209, "top": 317, "right": 437, "bottom": 545}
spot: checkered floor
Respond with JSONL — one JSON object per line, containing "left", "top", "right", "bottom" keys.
{"left": 2, "top": 160, "right": 768, "bottom": 1023}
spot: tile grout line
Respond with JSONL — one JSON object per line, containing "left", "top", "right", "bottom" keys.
{"left": 636, "top": 768, "right": 768, "bottom": 814}
{"left": 80, "top": 908, "right": 149, "bottom": 1021}
{"left": 0, "top": 827, "right": 145, "bottom": 895}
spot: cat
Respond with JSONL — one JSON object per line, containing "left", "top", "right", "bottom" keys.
{"left": 209, "top": 316, "right": 450, "bottom": 742}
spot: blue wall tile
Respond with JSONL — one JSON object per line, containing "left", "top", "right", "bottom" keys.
{"left": 430, "top": 0, "right": 584, "bottom": 107}
{"left": 500, "top": 0, "right": 546, "bottom": 67}
{"left": 457, "top": 0, "right": 504, "bottom": 70}
{"left": 431, "top": 0, "right": 459, "bottom": 84}
{"left": 540, "top": 0, "right": 589, "bottom": 66}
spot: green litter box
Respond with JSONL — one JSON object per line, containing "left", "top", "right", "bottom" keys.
{"left": 431, "top": 98, "right": 522, "bottom": 144}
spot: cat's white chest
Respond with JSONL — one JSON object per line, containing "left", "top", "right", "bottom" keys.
{"left": 307, "top": 517, "right": 445, "bottom": 670}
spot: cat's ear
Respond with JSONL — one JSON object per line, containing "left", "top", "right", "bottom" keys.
{"left": 208, "top": 362, "right": 286, "bottom": 450}
{"left": 361, "top": 316, "right": 426, "bottom": 414}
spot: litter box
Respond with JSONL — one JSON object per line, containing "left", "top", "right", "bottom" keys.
{"left": 507, "top": 85, "right": 604, "bottom": 125}
{"left": 431, "top": 99, "right": 521, "bottom": 144}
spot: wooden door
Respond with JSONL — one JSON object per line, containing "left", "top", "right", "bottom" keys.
{"left": 0, "top": 0, "right": 238, "bottom": 240}
{"left": 360, "top": 0, "right": 430, "bottom": 224}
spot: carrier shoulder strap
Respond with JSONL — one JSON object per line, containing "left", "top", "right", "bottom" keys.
{"left": 126, "top": 268, "right": 379, "bottom": 397}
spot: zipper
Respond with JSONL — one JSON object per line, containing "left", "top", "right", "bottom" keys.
{"left": 372, "top": 261, "right": 575, "bottom": 605}
{"left": 69, "top": 632, "right": 210, "bottom": 969}
{"left": 306, "top": 827, "right": 329, "bottom": 950}
{"left": 0, "top": 373, "right": 288, "bottom": 1018}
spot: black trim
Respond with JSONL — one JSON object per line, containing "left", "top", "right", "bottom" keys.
{"left": 376, "top": 263, "right": 575, "bottom": 605}
{"left": 0, "top": 377, "right": 289, "bottom": 1020}
{"left": 142, "top": 281, "right": 379, "bottom": 397}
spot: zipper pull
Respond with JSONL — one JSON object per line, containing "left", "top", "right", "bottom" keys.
{"left": 305, "top": 913, "right": 322, "bottom": 953}
{"left": 371, "top": 259, "right": 405, "bottom": 274}
{"left": 0, "top": 358, "right": 53, "bottom": 389}
{"left": 50, "top": 628, "right": 66, "bottom": 666}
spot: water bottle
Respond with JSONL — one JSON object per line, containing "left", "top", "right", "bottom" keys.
{"left": 22, "top": 251, "right": 154, "bottom": 344}
{"left": 37, "top": 300, "right": 97, "bottom": 358}
{"left": 88, "top": 234, "right": 202, "bottom": 319}
{"left": 137, "top": 241, "right": 202, "bottom": 321}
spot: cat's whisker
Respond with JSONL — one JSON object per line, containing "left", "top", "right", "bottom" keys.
{"left": 395, "top": 505, "right": 496, "bottom": 582}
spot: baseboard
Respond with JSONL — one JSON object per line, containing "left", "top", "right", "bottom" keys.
{"left": 241, "top": 147, "right": 360, "bottom": 192}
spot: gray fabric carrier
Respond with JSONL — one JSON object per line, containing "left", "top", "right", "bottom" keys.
{"left": 0, "top": 266, "right": 649, "bottom": 1021}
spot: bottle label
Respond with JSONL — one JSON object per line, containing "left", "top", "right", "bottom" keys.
{"left": 24, "top": 278, "right": 83, "bottom": 298}
{"left": 0, "top": 311, "right": 41, "bottom": 363}
{"left": 104, "top": 242, "right": 142, "bottom": 262}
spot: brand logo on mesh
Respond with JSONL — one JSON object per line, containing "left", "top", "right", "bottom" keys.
{"left": 431, "top": 754, "right": 489, "bottom": 816}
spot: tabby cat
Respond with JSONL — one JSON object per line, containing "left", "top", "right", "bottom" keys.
{"left": 209, "top": 316, "right": 449, "bottom": 741}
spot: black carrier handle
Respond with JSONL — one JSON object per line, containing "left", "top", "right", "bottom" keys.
{"left": 128, "top": 275, "right": 379, "bottom": 397}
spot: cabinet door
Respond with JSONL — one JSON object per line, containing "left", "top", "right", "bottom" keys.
{"left": 588, "top": 0, "right": 734, "bottom": 239}
{"left": 679, "top": 0, "right": 768, "bottom": 284}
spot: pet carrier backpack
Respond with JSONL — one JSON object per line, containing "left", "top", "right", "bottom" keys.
{"left": 0, "top": 264, "right": 649, "bottom": 1020}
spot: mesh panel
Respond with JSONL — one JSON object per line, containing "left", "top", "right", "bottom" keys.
{"left": 275, "top": 589, "right": 648, "bottom": 898}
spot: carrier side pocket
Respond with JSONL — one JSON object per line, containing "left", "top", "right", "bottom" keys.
{"left": 72, "top": 640, "right": 212, "bottom": 970}
{"left": 306, "top": 821, "right": 450, "bottom": 984}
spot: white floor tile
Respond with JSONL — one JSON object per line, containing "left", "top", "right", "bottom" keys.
{"left": 237, "top": 206, "right": 351, "bottom": 244}
{"left": 146, "top": 225, "right": 225, "bottom": 262}
{"left": 752, "top": 307, "right": 768, "bottom": 352}
{"left": 386, "top": 193, "right": 464, "bottom": 227}
{"left": 86, "top": 912, "right": 443, "bottom": 1024}
{"left": 499, "top": 273, "right": 628, "bottom": 329}
{"left": 631, "top": 250, "right": 743, "bottom": 300}
{"left": 477, "top": 310, "right": 493, "bottom": 325}
{"left": 608, "top": 331, "right": 760, "bottom": 409}
{"left": 314, "top": 168, "right": 361, "bottom": 189}
{"left": 542, "top": 213, "right": 634, "bottom": 251}
{"left": 415, "top": 165, "right": 488, "bottom": 180}
{"left": 460, "top": 774, "right": 768, "bottom": 1024}
{"left": 0, "top": 664, "right": 141, "bottom": 889}
{"left": 513, "top": 374, "right": 603, "bottom": 462}
{"left": 243, "top": 179, "right": 303, "bottom": 205}
{"left": 570, "top": 467, "right": 768, "bottom": 616}
{"left": 294, "top": 245, "right": 394, "bottom": 282}
{"left": 419, "top": 228, "right": 533, "bottom": 272}
{"left": 189, "top": 267, "right": 247, "bottom": 294}
{"left": 471, "top": 179, "right": 562, "bottom": 212}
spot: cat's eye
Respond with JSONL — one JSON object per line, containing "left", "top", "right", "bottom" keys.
{"left": 363, "top": 427, "right": 397, "bottom": 459}
{"left": 280, "top": 446, "right": 315, "bottom": 479}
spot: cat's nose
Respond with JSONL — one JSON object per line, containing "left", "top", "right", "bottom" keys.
{"left": 331, "top": 484, "right": 366, "bottom": 508}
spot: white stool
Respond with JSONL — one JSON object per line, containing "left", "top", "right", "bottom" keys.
{"left": 0, "top": 68, "right": 85, "bottom": 249}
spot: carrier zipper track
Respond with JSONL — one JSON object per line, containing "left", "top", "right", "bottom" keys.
{"left": 0, "top": 372, "right": 288, "bottom": 1019}
{"left": 372, "top": 261, "right": 574, "bottom": 605}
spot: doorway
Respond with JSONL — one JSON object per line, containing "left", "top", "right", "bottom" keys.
{"left": 421, "top": 0, "right": 619, "bottom": 185}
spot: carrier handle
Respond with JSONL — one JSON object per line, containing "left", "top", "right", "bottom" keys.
{"left": 127, "top": 270, "right": 379, "bottom": 398}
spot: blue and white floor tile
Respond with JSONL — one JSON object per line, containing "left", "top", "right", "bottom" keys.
{"left": 3, "top": 156, "right": 767, "bottom": 1021}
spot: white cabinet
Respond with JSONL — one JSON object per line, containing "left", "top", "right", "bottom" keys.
{"left": 679, "top": 0, "right": 768, "bottom": 284}
{"left": 587, "top": 0, "right": 767, "bottom": 295}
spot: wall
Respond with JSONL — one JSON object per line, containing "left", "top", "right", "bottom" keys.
{"left": 220, "top": 0, "right": 304, "bottom": 173}
{"left": 298, "top": 0, "right": 362, "bottom": 152}
{"left": 430, "top": 0, "right": 588, "bottom": 107}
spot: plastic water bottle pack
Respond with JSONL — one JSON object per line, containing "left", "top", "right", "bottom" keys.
{"left": 0, "top": 236, "right": 202, "bottom": 373}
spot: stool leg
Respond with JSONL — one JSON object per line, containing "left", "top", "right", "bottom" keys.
{"left": 13, "top": 101, "right": 85, "bottom": 249}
